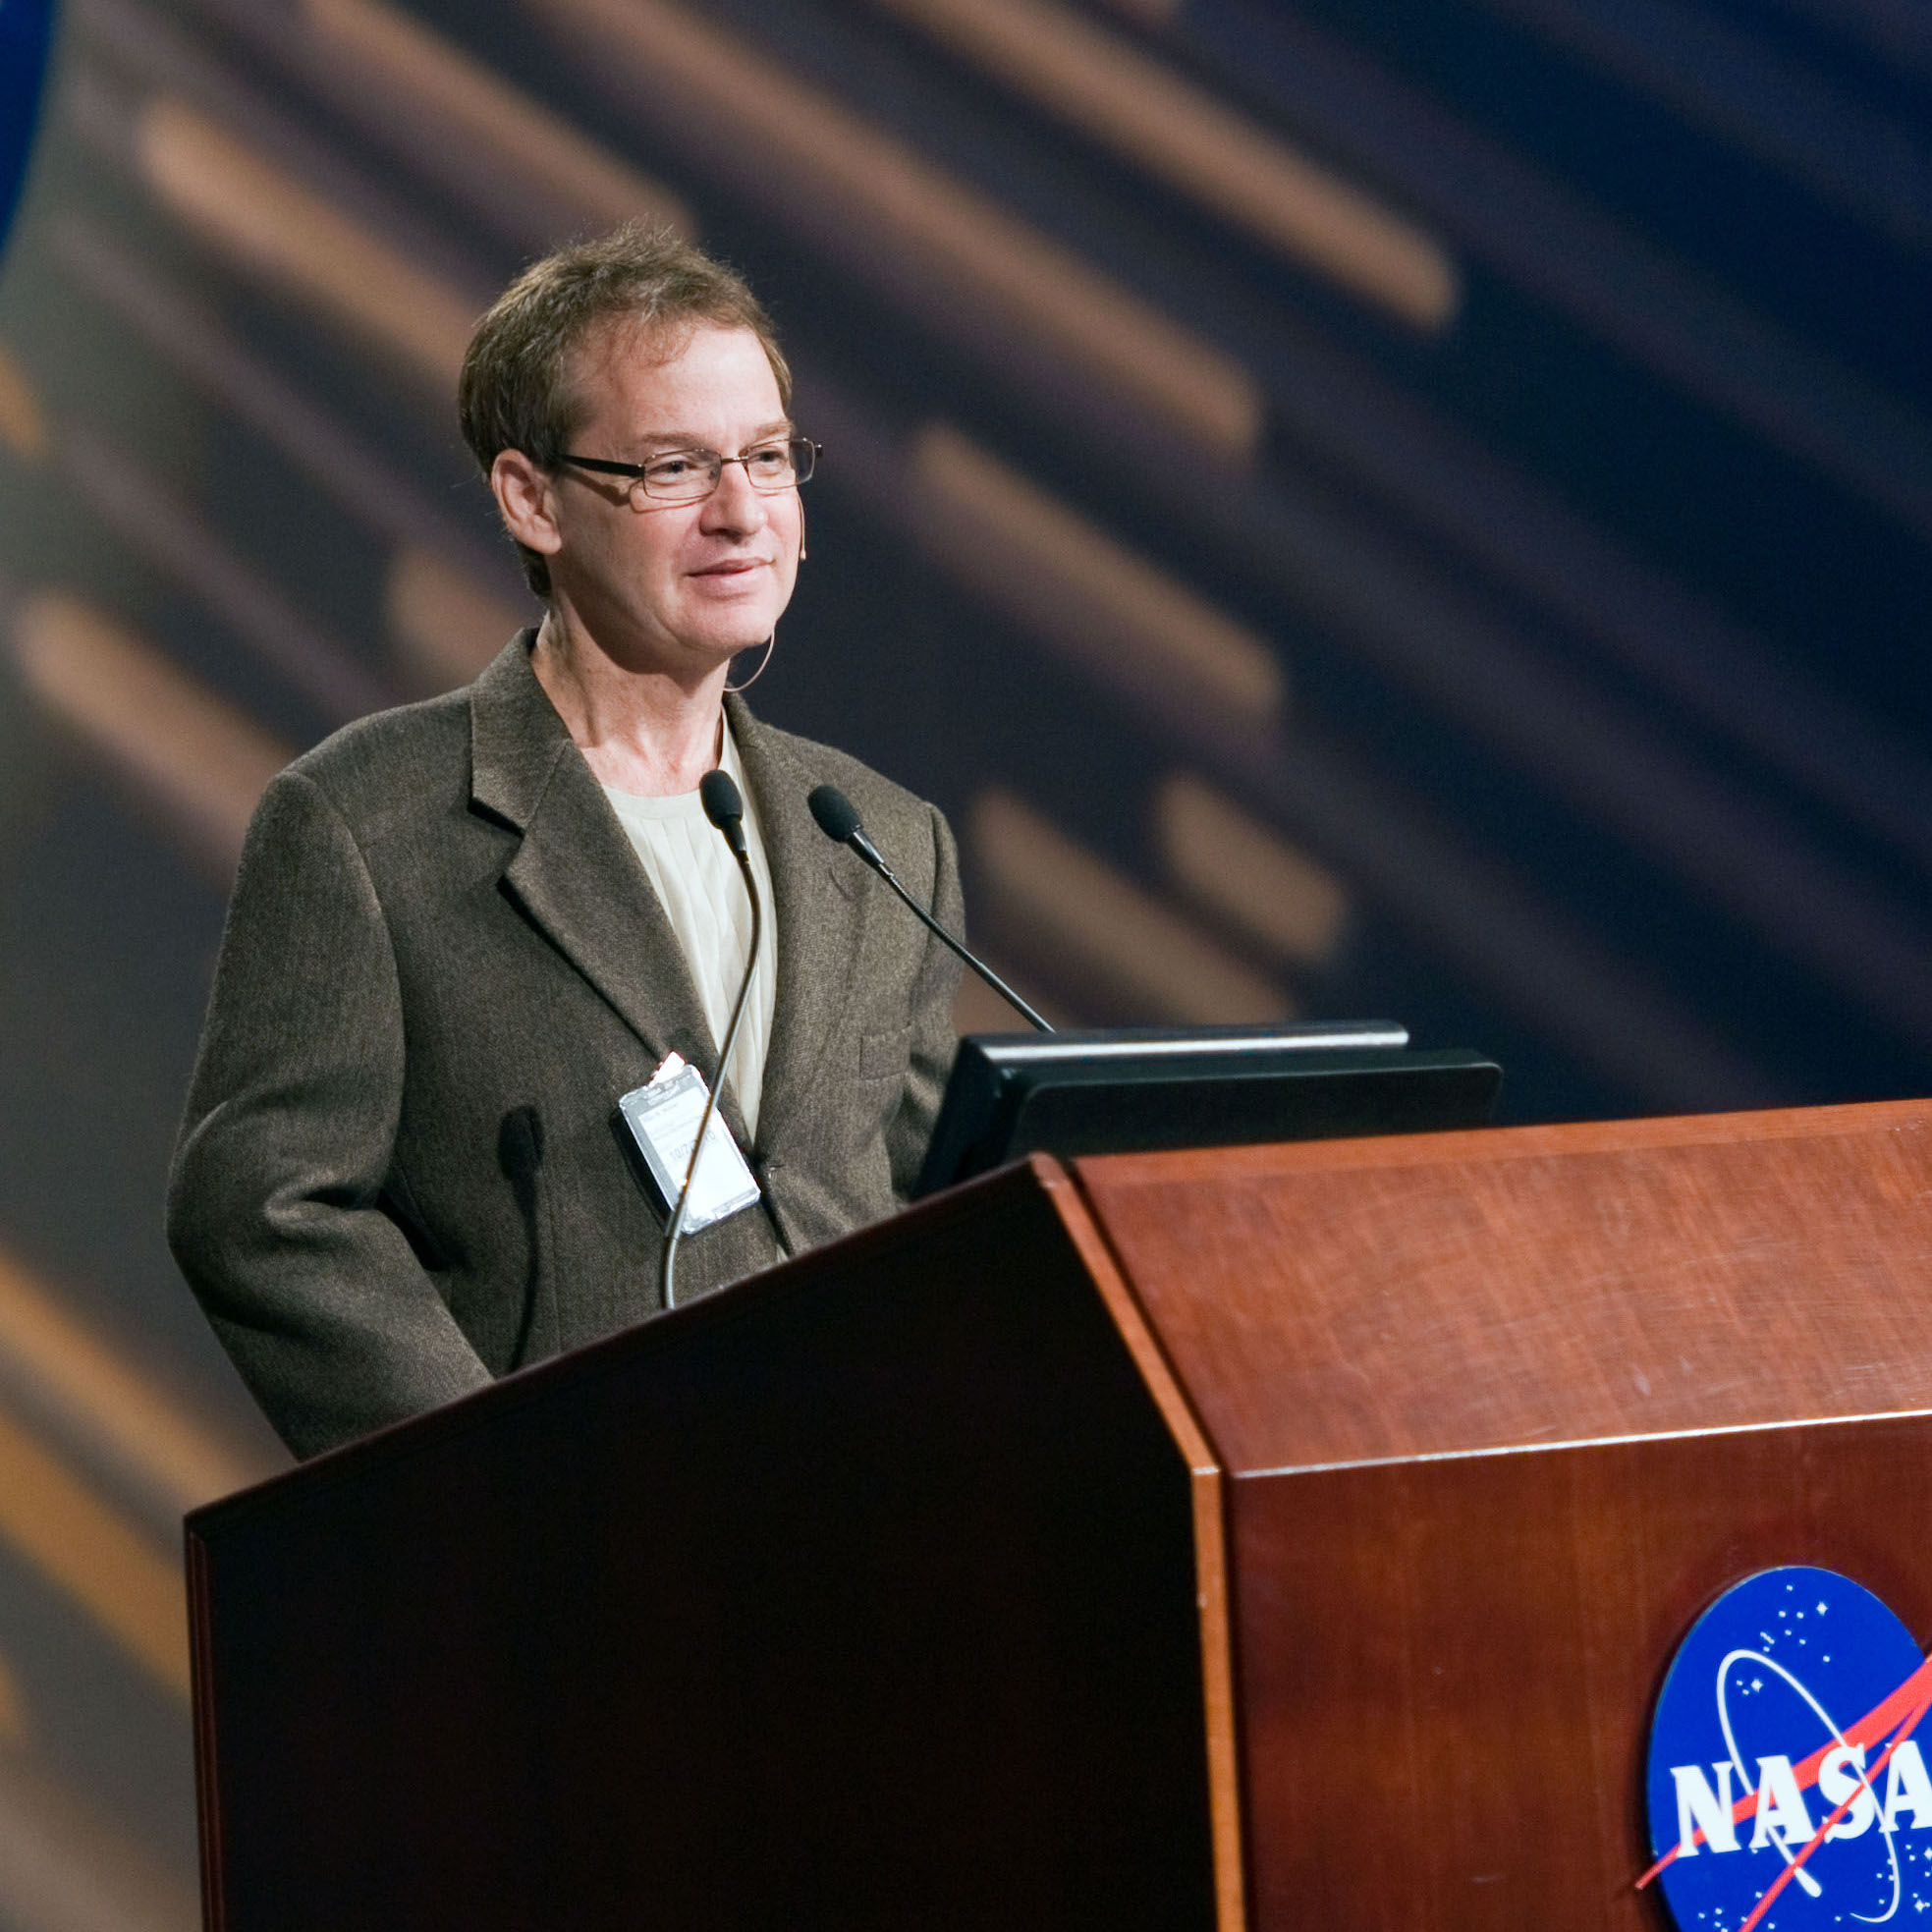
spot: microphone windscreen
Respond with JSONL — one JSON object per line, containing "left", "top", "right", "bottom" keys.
{"left": 699, "top": 768, "right": 744, "bottom": 830}
{"left": 807, "top": 784, "right": 863, "bottom": 846}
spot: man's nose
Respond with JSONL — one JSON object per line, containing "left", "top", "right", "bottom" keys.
{"left": 702, "top": 459, "right": 769, "bottom": 532}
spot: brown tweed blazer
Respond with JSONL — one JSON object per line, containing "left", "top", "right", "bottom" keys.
{"left": 167, "top": 636, "right": 963, "bottom": 1459}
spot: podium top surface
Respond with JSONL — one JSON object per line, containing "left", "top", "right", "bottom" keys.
{"left": 1069, "top": 1097, "right": 1932, "bottom": 1476}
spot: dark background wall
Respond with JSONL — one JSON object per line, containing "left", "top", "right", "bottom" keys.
{"left": 0, "top": 0, "right": 1925, "bottom": 1919}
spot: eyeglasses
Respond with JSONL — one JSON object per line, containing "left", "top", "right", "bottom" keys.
{"left": 554, "top": 436, "right": 819, "bottom": 506}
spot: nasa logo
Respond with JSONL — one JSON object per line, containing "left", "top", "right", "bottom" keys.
{"left": 1641, "top": 1567, "right": 1932, "bottom": 1932}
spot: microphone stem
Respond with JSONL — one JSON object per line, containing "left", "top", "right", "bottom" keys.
{"left": 661, "top": 848, "right": 765, "bottom": 1310}
{"left": 865, "top": 854, "right": 1053, "bottom": 1034}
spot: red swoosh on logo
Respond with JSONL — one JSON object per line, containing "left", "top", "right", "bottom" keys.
{"left": 1635, "top": 1652, "right": 1932, "bottom": 1906}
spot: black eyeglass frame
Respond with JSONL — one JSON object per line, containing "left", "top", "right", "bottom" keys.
{"left": 553, "top": 436, "right": 820, "bottom": 503}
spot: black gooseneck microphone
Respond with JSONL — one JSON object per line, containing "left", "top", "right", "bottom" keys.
{"left": 661, "top": 768, "right": 765, "bottom": 1311}
{"left": 806, "top": 783, "right": 1053, "bottom": 1034}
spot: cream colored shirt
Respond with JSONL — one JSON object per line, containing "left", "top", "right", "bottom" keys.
{"left": 602, "top": 724, "right": 778, "bottom": 1139}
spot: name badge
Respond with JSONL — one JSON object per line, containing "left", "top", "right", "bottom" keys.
{"left": 618, "top": 1054, "right": 761, "bottom": 1235}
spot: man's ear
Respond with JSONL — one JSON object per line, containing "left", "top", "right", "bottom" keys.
{"left": 490, "top": 450, "right": 564, "bottom": 562}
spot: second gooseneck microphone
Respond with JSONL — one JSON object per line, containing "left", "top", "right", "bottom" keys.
{"left": 661, "top": 768, "right": 765, "bottom": 1311}
{"left": 806, "top": 784, "right": 1052, "bottom": 1034}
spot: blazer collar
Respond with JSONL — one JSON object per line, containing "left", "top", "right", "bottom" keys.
{"left": 467, "top": 637, "right": 869, "bottom": 1157}
{"left": 469, "top": 635, "right": 732, "bottom": 1132}
{"left": 469, "top": 630, "right": 570, "bottom": 830}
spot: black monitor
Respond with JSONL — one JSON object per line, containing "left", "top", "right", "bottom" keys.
{"left": 913, "top": 1021, "right": 1503, "bottom": 1197}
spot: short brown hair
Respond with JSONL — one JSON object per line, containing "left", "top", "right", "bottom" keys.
{"left": 459, "top": 225, "right": 793, "bottom": 597}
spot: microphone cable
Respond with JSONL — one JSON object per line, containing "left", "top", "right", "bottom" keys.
{"left": 661, "top": 768, "right": 764, "bottom": 1311}
{"left": 806, "top": 783, "right": 1052, "bottom": 1034}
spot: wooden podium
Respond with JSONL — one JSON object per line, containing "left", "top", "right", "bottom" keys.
{"left": 186, "top": 1100, "right": 1932, "bottom": 1929}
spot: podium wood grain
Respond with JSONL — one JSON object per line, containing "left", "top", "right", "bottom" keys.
{"left": 189, "top": 1164, "right": 1218, "bottom": 1931}
{"left": 1067, "top": 1098, "right": 1932, "bottom": 1927}
{"left": 189, "top": 1100, "right": 1932, "bottom": 1929}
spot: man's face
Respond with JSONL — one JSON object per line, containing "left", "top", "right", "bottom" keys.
{"left": 543, "top": 322, "right": 801, "bottom": 677}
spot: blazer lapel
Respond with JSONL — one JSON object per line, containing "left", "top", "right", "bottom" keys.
{"left": 470, "top": 637, "right": 736, "bottom": 1131}
{"left": 730, "top": 694, "right": 867, "bottom": 1154}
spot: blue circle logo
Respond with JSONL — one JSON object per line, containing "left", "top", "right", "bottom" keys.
{"left": 1642, "top": 1567, "right": 1932, "bottom": 1931}
{"left": 0, "top": 0, "right": 57, "bottom": 263}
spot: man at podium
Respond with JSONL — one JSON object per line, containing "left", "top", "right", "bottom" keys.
{"left": 167, "top": 228, "right": 963, "bottom": 1459}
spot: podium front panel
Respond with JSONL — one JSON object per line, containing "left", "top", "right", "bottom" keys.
{"left": 188, "top": 1166, "right": 1219, "bottom": 1932}
{"left": 1226, "top": 1413, "right": 1932, "bottom": 1929}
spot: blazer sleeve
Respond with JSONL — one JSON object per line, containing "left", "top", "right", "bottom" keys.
{"left": 167, "top": 768, "right": 492, "bottom": 1458}
{"left": 884, "top": 800, "right": 966, "bottom": 1203}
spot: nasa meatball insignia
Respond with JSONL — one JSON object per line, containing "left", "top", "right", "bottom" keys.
{"left": 1641, "top": 1566, "right": 1932, "bottom": 1931}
